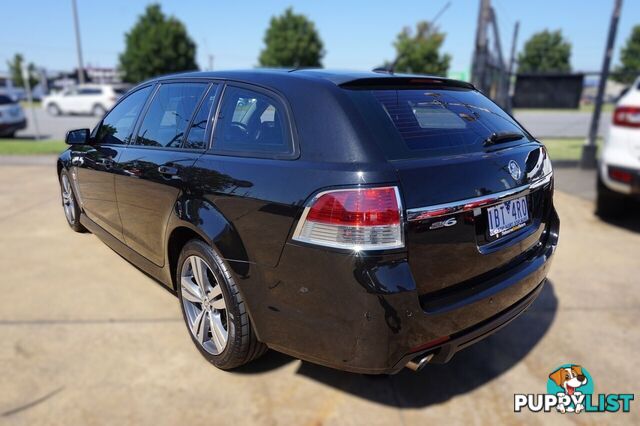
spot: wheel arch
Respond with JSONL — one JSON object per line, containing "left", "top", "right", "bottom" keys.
{"left": 165, "top": 199, "right": 251, "bottom": 292}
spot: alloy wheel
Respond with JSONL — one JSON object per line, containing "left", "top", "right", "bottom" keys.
{"left": 180, "top": 255, "right": 229, "bottom": 355}
{"left": 61, "top": 174, "right": 76, "bottom": 224}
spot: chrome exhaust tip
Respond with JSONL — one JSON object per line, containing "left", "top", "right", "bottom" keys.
{"left": 405, "top": 353, "right": 434, "bottom": 372}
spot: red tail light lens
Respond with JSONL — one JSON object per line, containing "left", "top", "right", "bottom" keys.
{"left": 306, "top": 187, "right": 401, "bottom": 226}
{"left": 608, "top": 166, "right": 634, "bottom": 184}
{"left": 613, "top": 106, "right": 640, "bottom": 128}
{"left": 293, "top": 186, "right": 404, "bottom": 250}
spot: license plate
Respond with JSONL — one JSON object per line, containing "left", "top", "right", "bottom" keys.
{"left": 487, "top": 196, "right": 529, "bottom": 237}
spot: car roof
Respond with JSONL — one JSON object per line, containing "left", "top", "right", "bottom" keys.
{"left": 152, "top": 68, "right": 475, "bottom": 90}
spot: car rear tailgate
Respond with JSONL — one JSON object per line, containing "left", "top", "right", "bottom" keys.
{"left": 396, "top": 144, "right": 555, "bottom": 304}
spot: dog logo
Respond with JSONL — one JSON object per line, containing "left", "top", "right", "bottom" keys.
{"left": 508, "top": 160, "right": 522, "bottom": 180}
{"left": 514, "top": 364, "right": 634, "bottom": 414}
{"left": 548, "top": 365, "right": 589, "bottom": 413}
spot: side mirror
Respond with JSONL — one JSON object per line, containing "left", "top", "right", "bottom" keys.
{"left": 65, "top": 128, "right": 90, "bottom": 145}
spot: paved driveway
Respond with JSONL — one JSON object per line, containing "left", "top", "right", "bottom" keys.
{"left": 16, "top": 107, "right": 99, "bottom": 140}
{"left": 514, "top": 110, "right": 611, "bottom": 139}
{"left": 1, "top": 159, "right": 638, "bottom": 425}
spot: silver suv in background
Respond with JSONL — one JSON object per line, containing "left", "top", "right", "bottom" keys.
{"left": 0, "top": 95, "right": 26, "bottom": 137}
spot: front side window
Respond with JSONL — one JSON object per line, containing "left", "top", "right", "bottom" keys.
{"left": 94, "top": 85, "right": 152, "bottom": 145}
{"left": 212, "top": 86, "right": 291, "bottom": 157}
{"left": 133, "top": 83, "right": 208, "bottom": 148}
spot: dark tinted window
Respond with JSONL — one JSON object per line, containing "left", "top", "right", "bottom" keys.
{"left": 213, "top": 86, "right": 291, "bottom": 157}
{"left": 113, "top": 86, "right": 130, "bottom": 95}
{"left": 0, "top": 95, "right": 14, "bottom": 105}
{"left": 184, "top": 85, "right": 217, "bottom": 150}
{"left": 134, "top": 83, "right": 207, "bottom": 148}
{"left": 95, "top": 85, "right": 152, "bottom": 145}
{"left": 78, "top": 87, "right": 102, "bottom": 95}
{"left": 348, "top": 88, "right": 531, "bottom": 159}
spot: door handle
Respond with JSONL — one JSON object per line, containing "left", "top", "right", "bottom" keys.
{"left": 158, "top": 165, "right": 180, "bottom": 178}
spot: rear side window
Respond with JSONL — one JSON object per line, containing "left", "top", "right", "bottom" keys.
{"left": 94, "top": 85, "right": 152, "bottom": 145}
{"left": 134, "top": 82, "right": 208, "bottom": 148}
{"left": 212, "top": 86, "right": 292, "bottom": 157}
{"left": 347, "top": 88, "right": 531, "bottom": 159}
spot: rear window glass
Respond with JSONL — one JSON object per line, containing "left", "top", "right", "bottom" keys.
{"left": 0, "top": 95, "right": 14, "bottom": 105}
{"left": 347, "top": 88, "right": 532, "bottom": 159}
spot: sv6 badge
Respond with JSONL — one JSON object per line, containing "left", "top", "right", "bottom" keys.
{"left": 429, "top": 217, "right": 457, "bottom": 230}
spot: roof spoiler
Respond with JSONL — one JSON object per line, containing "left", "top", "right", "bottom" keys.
{"left": 339, "top": 77, "right": 475, "bottom": 90}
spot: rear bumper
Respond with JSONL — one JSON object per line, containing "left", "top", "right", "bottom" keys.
{"left": 0, "top": 119, "right": 27, "bottom": 135}
{"left": 242, "top": 205, "right": 559, "bottom": 374}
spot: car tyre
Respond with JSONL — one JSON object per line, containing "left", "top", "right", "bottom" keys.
{"left": 5, "top": 131, "right": 16, "bottom": 138}
{"left": 177, "top": 239, "right": 267, "bottom": 370}
{"left": 596, "top": 175, "right": 627, "bottom": 218}
{"left": 59, "top": 169, "right": 87, "bottom": 232}
{"left": 47, "top": 103, "right": 61, "bottom": 116}
{"left": 92, "top": 104, "right": 107, "bottom": 117}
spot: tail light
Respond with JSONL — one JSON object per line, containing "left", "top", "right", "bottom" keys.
{"left": 292, "top": 186, "right": 404, "bottom": 250}
{"left": 608, "top": 166, "right": 634, "bottom": 184}
{"left": 613, "top": 106, "right": 640, "bottom": 128}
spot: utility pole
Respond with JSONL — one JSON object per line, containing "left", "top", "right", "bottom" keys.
{"left": 471, "top": 0, "right": 491, "bottom": 92}
{"left": 489, "top": 7, "right": 508, "bottom": 108}
{"left": 506, "top": 21, "right": 520, "bottom": 113}
{"left": 22, "top": 64, "right": 41, "bottom": 140}
{"left": 208, "top": 54, "right": 214, "bottom": 71}
{"left": 581, "top": 0, "right": 623, "bottom": 169}
{"left": 71, "top": 0, "right": 85, "bottom": 84}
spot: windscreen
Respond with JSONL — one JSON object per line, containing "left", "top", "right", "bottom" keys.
{"left": 347, "top": 88, "right": 533, "bottom": 159}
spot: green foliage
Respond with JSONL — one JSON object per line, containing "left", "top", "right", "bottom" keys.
{"left": 391, "top": 21, "right": 451, "bottom": 76}
{"left": 7, "top": 53, "right": 39, "bottom": 88}
{"left": 119, "top": 4, "right": 198, "bottom": 83}
{"left": 517, "top": 30, "right": 572, "bottom": 73}
{"left": 0, "top": 140, "right": 66, "bottom": 155}
{"left": 258, "top": 8, "right": 324, "bottom": 68}
{"left": 613, "top": 25, "right": 640, "bottom": 85}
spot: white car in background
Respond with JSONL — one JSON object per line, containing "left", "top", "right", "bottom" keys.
{"left": 597, "top": 76, "right": 640, "bottom": 216}
{"left": 0, "top": 94, "right": 26, "bottom": 137}
{"left": 42, "top": 84, "right": 129, "bottom": 117}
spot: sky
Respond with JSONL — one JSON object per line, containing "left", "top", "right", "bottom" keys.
{"left": 0, "top": 0, "right": 638, "bottom": 75}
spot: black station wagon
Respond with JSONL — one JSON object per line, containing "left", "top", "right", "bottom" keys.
{"left": 57, "top": 69, "right": 559, "bottom": 374}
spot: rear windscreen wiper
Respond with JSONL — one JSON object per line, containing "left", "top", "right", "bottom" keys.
{"left": 484, "top": 131, "right": 525, "bottom": 146}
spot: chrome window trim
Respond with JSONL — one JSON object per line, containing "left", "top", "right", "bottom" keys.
{"left": 406, "top": 172, "right": 553, "bottom": 222}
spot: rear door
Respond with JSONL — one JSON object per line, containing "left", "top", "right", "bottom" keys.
{"left": 115, "top": 81, "right": 218, "bottom": 266}
{"left": 346, "top": 86, "right": 555, "bottom": 300}
{"left": 73, "top": 85, "right": 153, "bottom": 240}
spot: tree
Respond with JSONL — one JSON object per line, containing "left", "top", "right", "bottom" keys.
{"left": 119, "top": 4, "right": 198, "bottom": 83}
{"left": 517, "top": 30, "right": 572, "bottom": 73}
{"left": 613, "top": 25, "right": 640, "bottom": 85}
{"left": 389, "top": 21, "right": 451, "bottom": 76}
{"left": 7, "top": 53, "right": 39, "bottom": 88}
{"left": 258, "top": 8, "right": 324, "bottom": 68}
